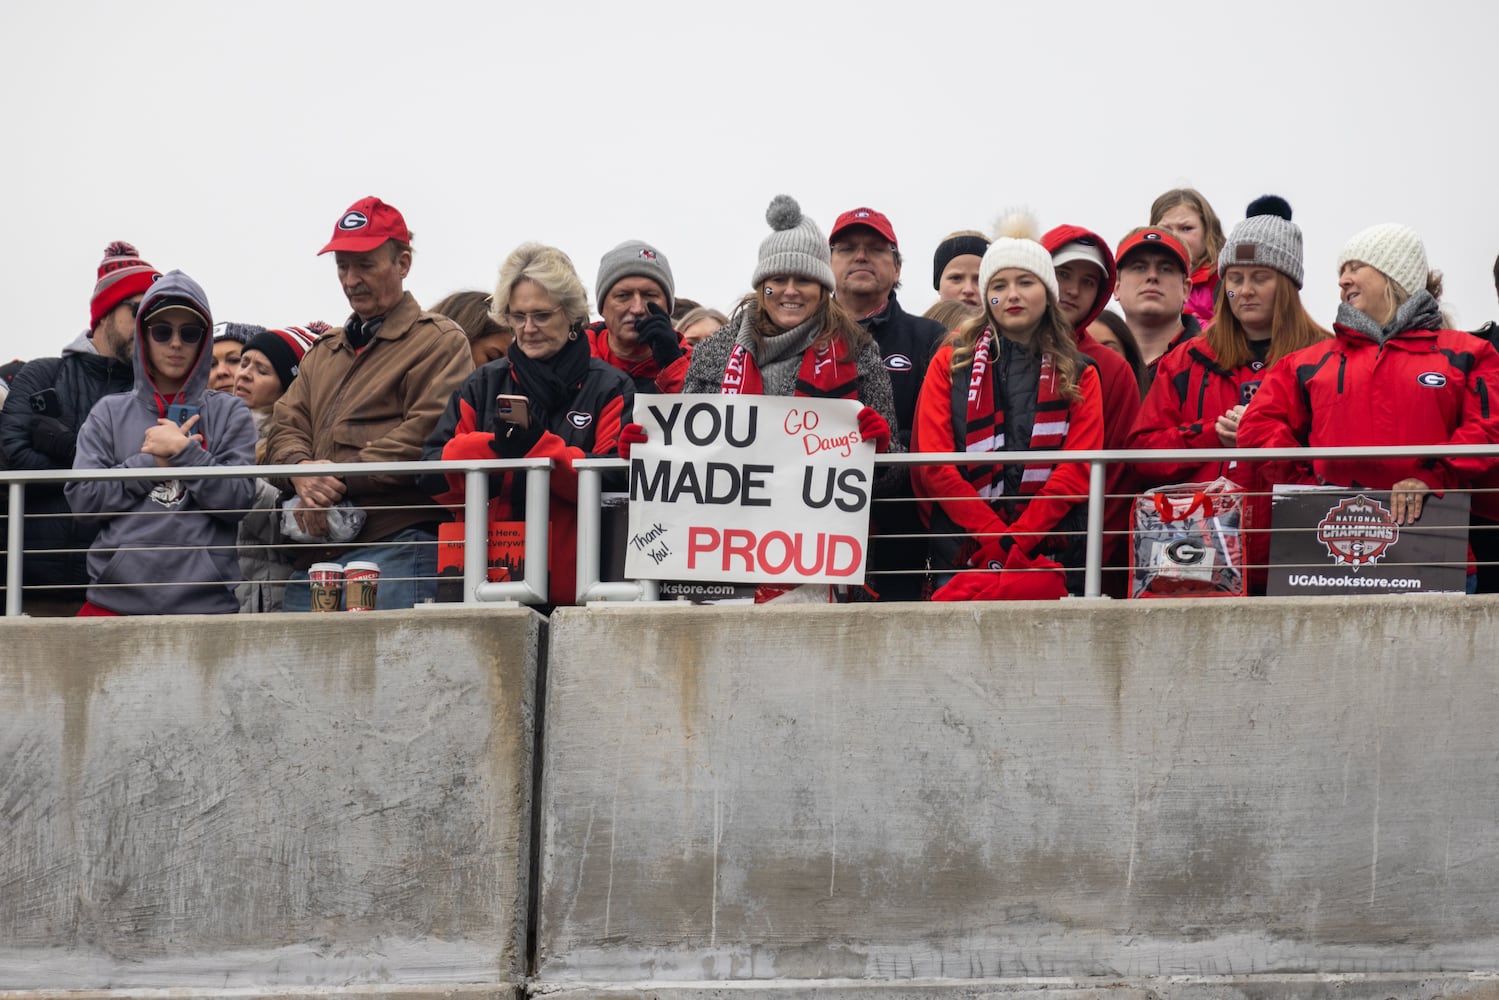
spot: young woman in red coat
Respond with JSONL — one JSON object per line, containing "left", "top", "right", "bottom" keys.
{"left": 912, "top": 223, "right": 1104, "bottom": 597}
{"left": 1130, "top": 197, "right": 1330, "bottom": 589}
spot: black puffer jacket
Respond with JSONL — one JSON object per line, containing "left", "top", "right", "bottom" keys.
{"left": 0, "top": 334, "right": 133, "bottom": 592}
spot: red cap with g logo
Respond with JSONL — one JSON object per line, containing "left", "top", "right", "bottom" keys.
{"left": 318, "top": 196, "right": 411, "bottom": 255}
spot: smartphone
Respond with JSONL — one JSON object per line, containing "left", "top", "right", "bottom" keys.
{"left": 166, "top": 403, "right": 201, "bottom": 426}
{"left": 30, "top": 388, "right": 61, "bottom": 418}
{"left": 495, "top": 394, "right": 529, "bottom": 430}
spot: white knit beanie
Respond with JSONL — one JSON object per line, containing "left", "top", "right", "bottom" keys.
{"left": 752, "top": 195, "right": 836, "bottom": 291}
{"left": 1337, "top": 223, "right": 1427, "bottom": 298}
{"left": 978, "top": 238, "right": 1059, "bottom": 304}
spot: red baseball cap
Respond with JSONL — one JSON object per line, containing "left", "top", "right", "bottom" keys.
{"left": 1114, "top": 227, "right": 1189, "bottom": 272}
{"left": 318, "top": 196, "right": 411, "bottom": 255}
{"left": 830, "top": 206, "right": 898, "bottom": 248}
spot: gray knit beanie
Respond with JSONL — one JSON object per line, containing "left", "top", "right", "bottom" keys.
{"left": 1218, "top": 197, "right": 1304, "bottom": 288}
{"left": 1337, "top": 223, "right": 1427, "bottom": 298}
{"left": 595, "top": 240, "right": 675, "bottom": 315}
{"left": 752, "top": 195, "right": 836, "bottom": 291}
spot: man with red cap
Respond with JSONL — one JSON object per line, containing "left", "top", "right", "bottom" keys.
{"left": 264, "top": 196, "right": 472, "bottom": 610}
{"left": 1113, "top": 226, "right": 1201, "bottom": 385}
{"left": 0, "top": 241, "right": 159, "bottom": 613}
{"left": 828, "top": 206, "right": 946, "bottom": 600}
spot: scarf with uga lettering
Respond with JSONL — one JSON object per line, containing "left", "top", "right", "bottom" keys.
{"left": 721, "top": 332, "right": 860, "bottom": 399}
{"left": 953, "top": 327, "right": 1071, "bottom": 498}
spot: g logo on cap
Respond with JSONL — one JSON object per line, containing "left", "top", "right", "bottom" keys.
{"left": 338, "top": 211, "right": 369, "bottom": 231}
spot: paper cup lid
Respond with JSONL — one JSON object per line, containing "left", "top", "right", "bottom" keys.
{"left": 309, "top": 562, "right": 344, "bottom": 573}
{"left": 344, "top": 561, "right": 381, "bottom": 573}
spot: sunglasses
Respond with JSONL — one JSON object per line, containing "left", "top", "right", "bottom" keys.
{"left": 146, "top": 323, "right": 207, "bottom": 345}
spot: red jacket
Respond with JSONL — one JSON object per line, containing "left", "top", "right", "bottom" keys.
{"left": 912, "top": 342, "right": 1104, "bottom": 565}
{"left": 1237, "top": 323, "right": 1499, "bottom": 513}
{"left": 1041, "top": 225, "right": 1142, "bottom": 571}
{"left": 1130, "top": 336, "right": 1275, "bottom": 585}
{"left": 585, "top": 321, "right": 691, "bottom": 394}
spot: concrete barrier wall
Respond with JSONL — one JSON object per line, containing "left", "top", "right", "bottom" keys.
{"left": 537, "top": 597, "right": 1499, "bottom": 992}
{"left": 0, "top": 608, "right": 540, "bottom": 997}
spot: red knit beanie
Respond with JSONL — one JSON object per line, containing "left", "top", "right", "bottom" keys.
{"left": 89, "top": 241, "right": 161, "bottom": 330}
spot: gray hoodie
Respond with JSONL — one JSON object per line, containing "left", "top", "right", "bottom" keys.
{"left": 65, "top": 271, "right": 257, "bottom": 614}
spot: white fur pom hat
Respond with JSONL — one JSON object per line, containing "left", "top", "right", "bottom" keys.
{"left": 978, "top": 212, "right": 1059, "bottom": 303}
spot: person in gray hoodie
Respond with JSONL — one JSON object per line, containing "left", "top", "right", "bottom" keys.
{"left": 65, "top": 270, "right": 257, "bottom": 615}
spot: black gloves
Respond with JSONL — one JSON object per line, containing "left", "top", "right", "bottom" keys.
{"left": 635, "top": 302, "right": 683, "bottom": 369}
{"left": 31, "top": 415, "right": 77, "bottom": 462}
{"left": 491, "top": 403, "right": 546, "bottom": 458}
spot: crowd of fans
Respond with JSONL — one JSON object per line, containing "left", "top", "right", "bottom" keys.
{"left": 2, "top": 187, "right": 1497, "bottom": 615}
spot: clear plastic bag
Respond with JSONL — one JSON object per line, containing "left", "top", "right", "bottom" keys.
{"left": 1130, "top": 477, "right": 1248, "bottom": 598}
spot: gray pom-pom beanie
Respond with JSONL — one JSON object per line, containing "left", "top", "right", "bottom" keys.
{"left": 751, "top": 194, "right": 836, "bottom": 291}
{"left": 1218, "top": 197, "right": 1304, "bottom": 288}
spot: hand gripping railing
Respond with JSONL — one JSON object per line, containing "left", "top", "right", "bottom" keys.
{"left": 1, "top": 458, "right": 551, "bottom": 616}
{"left": 574, "top": 443, "right": 1499, "bottom": 603}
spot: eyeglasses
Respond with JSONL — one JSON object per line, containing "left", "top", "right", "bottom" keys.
{"left": 146, "top": 323, "right": 207, "bottom": 345}
{"left": 505, "top": 309, "right": 562, "bottom": 329}
{"left": 831, "top": 243, "right": 895, "bottom": 259}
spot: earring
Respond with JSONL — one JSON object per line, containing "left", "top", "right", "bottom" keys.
{"left": 568, "top": 329, "right": 579, "bottom": 341}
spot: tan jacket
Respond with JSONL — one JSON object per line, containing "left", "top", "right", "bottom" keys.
{"left": 265, "top": 291, "right": 473, "bottom": 564}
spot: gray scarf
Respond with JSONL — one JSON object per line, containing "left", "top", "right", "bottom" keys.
{"left": 1336, "top": 289, "right": 1442, "bottom": 344}
{"left": 733, "top": 307, "right": 821, "bottom": 396}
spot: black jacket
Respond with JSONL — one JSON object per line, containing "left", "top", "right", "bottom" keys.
{"left": 0, "top": 342, "right": 133, "bottom": 592}
{"left": 859, "top": 293, "right": 946, "bottom": 450}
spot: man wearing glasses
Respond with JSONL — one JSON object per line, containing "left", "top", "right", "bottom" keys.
{"left": 264, "top": 196, "right": 472, "bottom": 610}
{"left": 828, "top": 207, "right": 946, "bottom": 601}
{"left": 0, "top": 241, "right": 159, "bottom": 614}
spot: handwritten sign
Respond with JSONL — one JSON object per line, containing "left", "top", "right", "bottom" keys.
{"left": 624, "top": 394, "right": 874, "bottom": 584}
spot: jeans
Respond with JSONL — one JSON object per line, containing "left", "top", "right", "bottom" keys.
{"left": 282, "top": 527, "right": 439, "bottom": 612}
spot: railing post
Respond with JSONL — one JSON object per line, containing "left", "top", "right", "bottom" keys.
{"left": 463, "top": 469, "right": 488, "bottom": 605}
{"left": 523, "top": 464, "right": 551, "bottom": 604}
{"left": 1084, "top": 460, "right": 1106, "bottom": 599}
{"left": 6, "top": 482, "right": 23, "bottom": 617}
{"left": 575, "top": 465, "right": 601, "bottom": 604}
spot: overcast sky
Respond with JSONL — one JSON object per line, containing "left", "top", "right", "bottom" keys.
{"left": 3, "top": 0, "right": 1496, "bottom": 362}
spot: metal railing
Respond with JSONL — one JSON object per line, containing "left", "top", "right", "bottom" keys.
{"left": 575, "top": 443, "right": 1499, "bottom": 603}
{"left": 4, "top": 444, "right": 1497, "bottom": 615}
{"left": 1, "top": 459, "right": 551, "bottom": 617}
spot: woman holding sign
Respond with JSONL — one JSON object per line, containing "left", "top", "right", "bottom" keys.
{"left": 423, "top": 243, "right": 633, "bottom": 607}
{"left": 911, "top": 219, "right": 1104, "bottom": 598}
{"left": 622, "top": 195, "right": 897, "bottom": 602}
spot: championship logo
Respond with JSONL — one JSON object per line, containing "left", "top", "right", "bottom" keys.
{"left": 1316, "top": 494, "right": 1398, "bottom": 568}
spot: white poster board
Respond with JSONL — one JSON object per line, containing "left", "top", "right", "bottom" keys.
{"left": 623, "top": 394, "right": 875, "bottom": 585}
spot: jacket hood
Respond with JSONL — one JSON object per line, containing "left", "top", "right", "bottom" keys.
{"left": 62, "top": 330, "right": 98, "bottom": 357}
{"left": 1041, "top": 224, "right": 1118, "bottom": 332}
{"left": 133, "top": 269, "right": 214, "bottom": 403}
